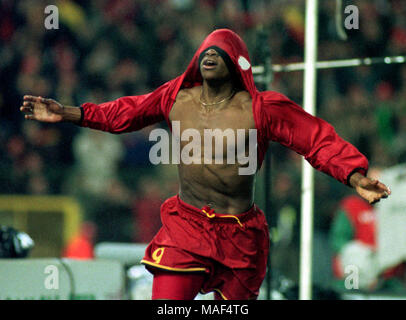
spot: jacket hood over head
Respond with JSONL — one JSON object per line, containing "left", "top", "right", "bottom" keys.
{"left": 170, "top": 29, "right": 259, "bottom": 100}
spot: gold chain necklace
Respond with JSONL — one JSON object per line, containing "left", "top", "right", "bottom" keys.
{"left": 199, "top": 90, "right": 235, "bottom": 106}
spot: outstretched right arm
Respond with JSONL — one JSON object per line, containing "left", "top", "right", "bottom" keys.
{"left": 21, "top": 81, "right": 174, "bottom": 133}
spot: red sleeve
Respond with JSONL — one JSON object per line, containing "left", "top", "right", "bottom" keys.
{"left": 260, "top": 92, "right": 368, "bottom": 185}
{"left": 79, "top": 81, "right": 174, "bottom": 133}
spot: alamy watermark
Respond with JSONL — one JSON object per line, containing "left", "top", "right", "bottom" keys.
{"left": 344, "top": 264, "right": 359, "bottom": 290}
{"left": 148, "top": 121, "right": 258, "bottom": 175}
{"left": 44, "top": 4, "right": 359, "bottom": 31}
{"left": 44, "top": 264, "right": 59, "bottom": 290}
{"left": 44, "top": 5, "right": 59, "bottom": 30}
{"left": 344, "top": 5, "right": 359, "bottom": 30}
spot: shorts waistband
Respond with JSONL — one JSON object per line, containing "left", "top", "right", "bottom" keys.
{"left": 176, "top": 195, "right": 257, "bottom": 227}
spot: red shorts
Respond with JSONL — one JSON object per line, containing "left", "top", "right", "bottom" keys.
{"left": 141, "top": 195, "right": 269, "bottom": 300}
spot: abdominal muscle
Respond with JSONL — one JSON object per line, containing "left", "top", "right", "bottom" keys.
{"left": 177, "top": 162, "right": 256, "bottom": 215}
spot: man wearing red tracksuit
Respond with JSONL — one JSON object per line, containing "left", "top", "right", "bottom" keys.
{"left": 21, "top": 29, "right": 390, "bottom": 300}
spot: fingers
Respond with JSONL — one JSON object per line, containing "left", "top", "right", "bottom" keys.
{"left": 40, "top": 97, "right": 53, "bottom": 105}
{"left": 359, "top": 177, "right": 376, "bottom": 188}
{"left": 362, "top": 177, "right": 391, "bottom": 193}
{"left": 21, "top": 99, "right": 35, "bottom": 112}
{"left": 23, "top": 100, "right": 34, "bottom": 107}
{"left": 20, "top": 102, "right": 33, "bottom": 114}
{"left": 21, "top": 97, "right": 37, "bottom": 119}
{"left": 21, "top": 102, "right": 33, "bottom": 110}
{"left": 24, "top": 114, "right": 35, "bottom": 120}
{"left": 21, "top": 96, "right": 37, "bottom": 115}
{"left": 377, "top": 181, "right": 391, "bottom": 195}
{"left": 23, "top": 95, "right": 53, "bottom": 105}
{"left": 370, "top": 194, "right": 387, "bottom": 204}
{"left": 371, "top": 180, "right": 391, "bottom": 199}
{"left": 369, "top": 192, "right": 385, "bottom": 204}
{"left": 21, "top": 95, "right": 48, "bottom": 120}
{"left": 367, "top": 178, "right": 379, "bottom": 187}
{"left": 23, "top": 95, "right": 41, "bottom": 102}
{"left": 368, "top": 188, "right": 390, "bottom": 205}
{"left": 20, "top": 106, "right": 32, "bottom": 114}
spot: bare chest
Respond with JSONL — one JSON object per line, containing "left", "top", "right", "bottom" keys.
{"left": 168, "top": 94, "right": 257, "bottom": 169}
{"left": 169, "top": 97, "right": 255, "bottom": 135}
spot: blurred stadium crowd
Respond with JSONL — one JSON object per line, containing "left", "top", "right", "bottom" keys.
{"left": 0, "top": 0, "right": 405, "bottom": 279}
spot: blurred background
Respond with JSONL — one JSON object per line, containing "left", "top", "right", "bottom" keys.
{"left": 1, "top": 0, "right": 406, "bottom": 299}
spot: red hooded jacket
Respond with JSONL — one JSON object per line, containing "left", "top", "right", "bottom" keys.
{"left": 79, "top": 29, "right": 368, "bottom": 184}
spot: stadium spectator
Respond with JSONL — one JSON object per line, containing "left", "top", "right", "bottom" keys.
{"left": 330, "top": 168, "right": 406, "bottom": 292}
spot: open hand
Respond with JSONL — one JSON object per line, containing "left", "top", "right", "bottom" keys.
{"left": 20, "top": 95, "right": 64, "bottom": 123}
{"left": 350, "top": 172, "right": 391, "bottom": 204}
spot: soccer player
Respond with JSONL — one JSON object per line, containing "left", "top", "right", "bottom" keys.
{"left": 20, "top": 29, "right": 390, "bottom": 300}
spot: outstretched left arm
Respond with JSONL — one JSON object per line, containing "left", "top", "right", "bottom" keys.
{"left": 260, "top": 91, "right": 390, "bottom": 204}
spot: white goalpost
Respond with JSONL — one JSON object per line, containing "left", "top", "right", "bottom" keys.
{"left": 299, "top": 0, "right": 318, "bottom": 300}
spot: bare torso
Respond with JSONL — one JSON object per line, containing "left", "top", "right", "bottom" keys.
{"left": 169, "top": 86, "right": 256, "bottom": 214}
